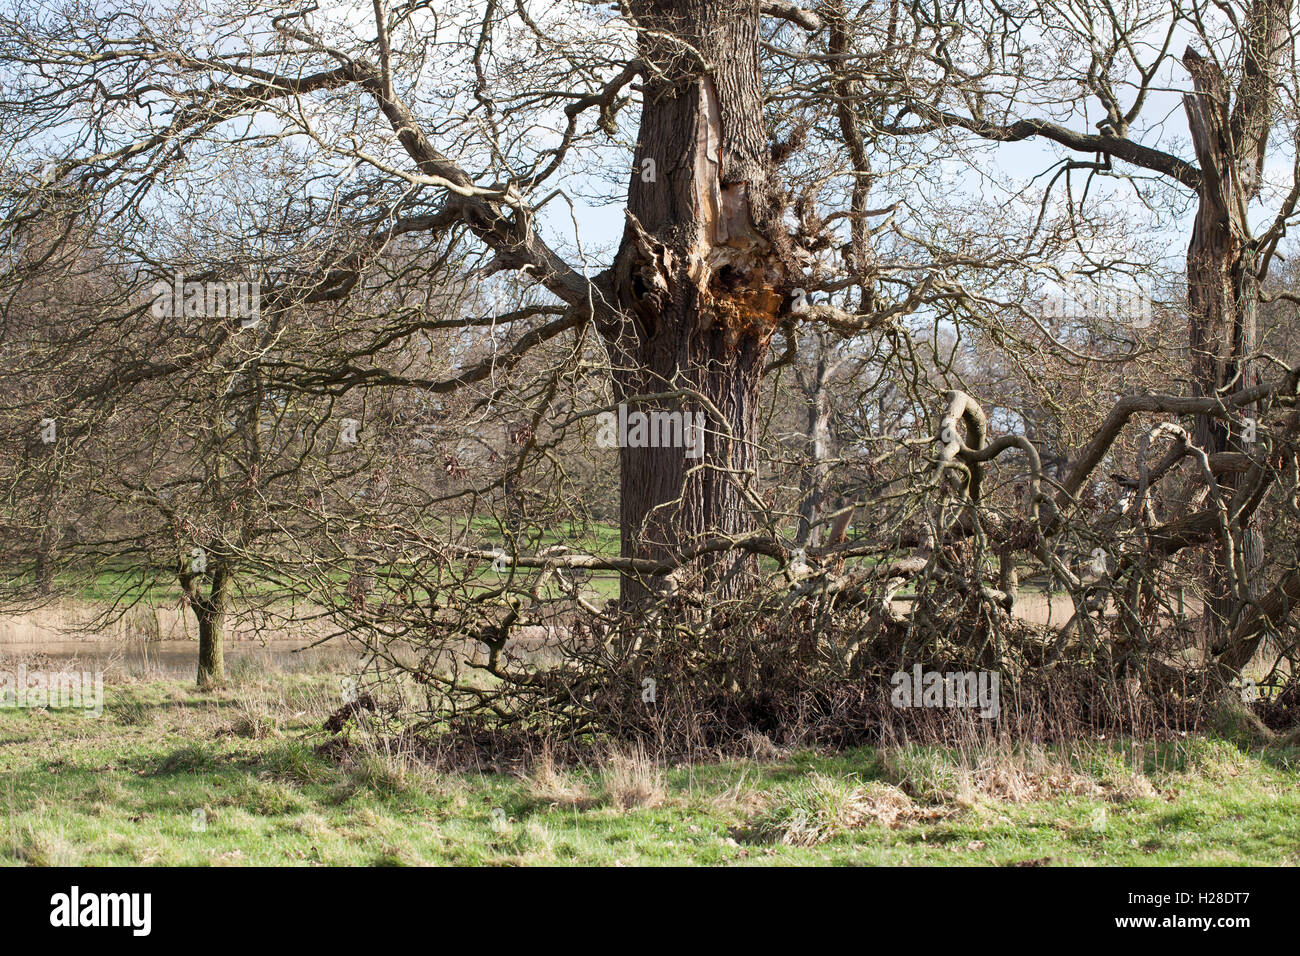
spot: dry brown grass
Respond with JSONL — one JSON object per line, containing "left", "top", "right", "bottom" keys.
{"left": 599, "top": 742, "right": 666, "bottom": 810}
{"left": 881, "top": 740, "right": 1158, "bottom": 805}
{"left": 741, "top": 730, "right": 784, "bottom": 762}
{"left": 6, "top": 819, "right": 79, "bottom": 866}
{"left": 704, "top": 768, "right": 768, "bottom": 815}
{"left": 228, "top": 694, "right": 282, "bottom": 739}
{"left": 524, "top": 745, "right": 596, "bottom": 809}
{"left": 744, "top": 774, "right": 950, "bottom": 847}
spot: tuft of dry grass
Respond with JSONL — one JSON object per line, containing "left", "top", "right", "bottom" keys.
{"left": 599, "top": 743, "right": 666, "bottom": 810}
{"left": 337, "top": 729, "right": 438, "bottom": 798}
{"left": 228, "top": 694, "right": 282, "bottom": 739}
{"left": 342, "top": 750, "right": 422, "bottom": 796}
{"left": 744, "top": 774, "right": 941, "bottom": 846}
{"left": 6, "top": 821, "right": 79, "bottom": 866}
{"left": 109, "top": 689, "right": 153, "bottom": 726}
{"left": 881, "top": 740, "right": 1158, "bottom": 805}
{"left": 741, "top": 730, "right": 784, "bottom": 763}
{"left": 524, "top": 746, "right": 596, "bottom": 809}
{"left": 283, "top": 812, "right": 329, "bottom": 837}
{"left": 705, "top": 768, "right": 768, "bottom": 815}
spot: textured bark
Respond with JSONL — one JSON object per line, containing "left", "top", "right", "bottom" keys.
{"left": 1220, "top": 559, "right": 1300, "bottom": 672}
{"left": 1184, "top": 52, "right": 1260, "bottom": 459}
{"left": 1184, "top": 58, "right": 1257, "bottom": 645}
{"left": 607, "top": 0, "right": 797, "bottom": 601}
{"left": 33, "top": 517, "right": 58, "bottom": 594}
{"left": 828, "top": 1, "right": 876, "bottom": 314}
{"left": 796, "top": 335, "right": 835, "bottom": 549}
{"left": 1181, "top": 0, "right": 1290, "bottom": 653}
{"left": 193, "top": 560, "right": 230, "bottom": 687}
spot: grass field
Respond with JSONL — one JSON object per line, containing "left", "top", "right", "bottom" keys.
{"left": 34, "top": 533, "right": 1059, "bottom": 613}
{"left": 3, "top": 660, "right": 1299, "bottom": 866}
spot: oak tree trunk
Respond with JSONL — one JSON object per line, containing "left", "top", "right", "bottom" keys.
{"left": 1183, "top": 43, "right": 1271, "bottom": 652}
{"left": 607, "top": 0, "right": 797, "bottom": 603}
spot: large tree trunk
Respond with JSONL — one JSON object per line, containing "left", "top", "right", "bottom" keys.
{"left": 1183, "top": 117, "right": 1258, "bottom": 648}
{"left": 193, "top": 560, "right": 230, "bottom": 687}
{"left": 1182, "top": 20, "right": 1285, "bottom": 653}
{"left": 607, "top": 0, "right": 796, "bottom": 603}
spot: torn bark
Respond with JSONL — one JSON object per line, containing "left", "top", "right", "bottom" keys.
{"left": 607, "top": 0, "right": 803, "bottom": 602}
{"left": 1181, "top": 2, "right": 1290, "bottom": 651}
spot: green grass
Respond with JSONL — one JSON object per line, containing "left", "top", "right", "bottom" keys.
{"left": 2, "top": 670, "right": 1300, "bottom": 866}
{"left": 21, "top": 522, "right": 920, "bottom": 609}
{"left": 21, "top": 519, "right": 627, "bottom": 607}
{"left": 26, "top": 522, "right": 909, "bottom": 609}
